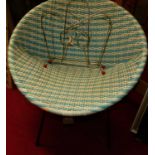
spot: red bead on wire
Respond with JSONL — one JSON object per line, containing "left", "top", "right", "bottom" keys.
{"left": 48, "top": 60, "right": 53, "bottom": 64}
{"left": 101, "top": 65, "right": 106, "bottom": 70}
{"left": 43, "top": 64, "right": 48, "bottom": 68}
{"left": 100, "top": 65, "right": 106, "bottom": 75}
{"left": 101, "top": 71, "right": 106, "bottom": 75}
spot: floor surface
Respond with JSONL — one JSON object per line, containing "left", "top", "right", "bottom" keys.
{"left": 7, "top": 88, "right": 147, "bottom": 155}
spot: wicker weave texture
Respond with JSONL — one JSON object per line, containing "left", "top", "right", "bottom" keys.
{"left": 8, "top": 0, "right": 147, "bottom": 116}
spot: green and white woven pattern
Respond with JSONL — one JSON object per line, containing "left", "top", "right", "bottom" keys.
{"left": 8, "top": 0, "right": 147, "bottom": 116}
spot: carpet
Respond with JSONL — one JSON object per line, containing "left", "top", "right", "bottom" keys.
{"left": 6, "top": 88, "right": 147, "bottom": 155}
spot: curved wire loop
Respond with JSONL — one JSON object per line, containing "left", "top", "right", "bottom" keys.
{"left": 41, "top": 0, "right": 112, "bottom": 68}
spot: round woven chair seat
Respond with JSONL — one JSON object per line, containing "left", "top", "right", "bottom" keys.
{"left": 8, "top": 0, "right": 147, "bottom": 116}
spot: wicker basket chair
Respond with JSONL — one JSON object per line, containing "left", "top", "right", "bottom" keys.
{"left": 8, "top": 0, "right": 147, "bottom": 116}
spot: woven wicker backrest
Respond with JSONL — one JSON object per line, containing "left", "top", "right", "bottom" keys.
{"left": 12, "top": 0, "right": 146, "bottom": 68}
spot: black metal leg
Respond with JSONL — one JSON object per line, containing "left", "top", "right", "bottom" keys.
{"left": 36, "top": 110, "right": 46, "bottom": 146}
{"left": 105, "top": 109, "right": 111, "bottom": 150}
{"left": 35, "top": 109, "right": 112, "bottom": 149}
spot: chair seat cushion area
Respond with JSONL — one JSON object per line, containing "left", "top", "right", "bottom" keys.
{"left": 8, "top": 0, "right": 147, "bottom": 116}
